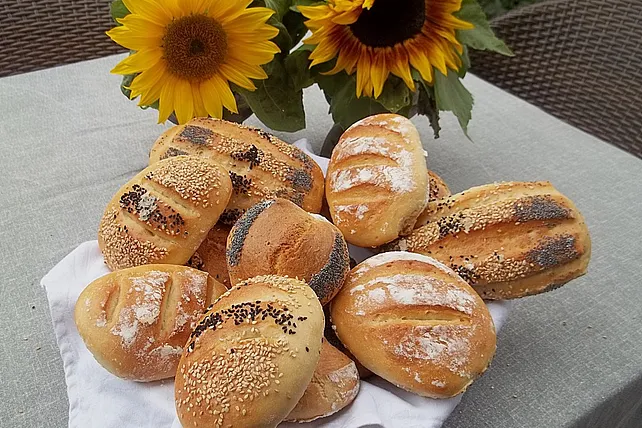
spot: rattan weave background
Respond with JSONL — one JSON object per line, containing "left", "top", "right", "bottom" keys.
{"left": 470, "top": 0, "right": 642, "bottom": 158}
{"left": 0, "top": 0, "right": 125, "bottom": 77}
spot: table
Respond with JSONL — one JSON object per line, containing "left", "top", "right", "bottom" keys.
{"left": 1, "top": 54, "right": 641, "bottom": 428}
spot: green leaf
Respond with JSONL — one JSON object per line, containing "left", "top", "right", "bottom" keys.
{"left": 110, "top": 0, "right": 130, "bottom": 24}
{"left": 328, "top": 78, "right": 388, "bottom": 129}
{"left": 120, "top": 73, "right": 135, "bottom": 99}
{"left": 375, "top": 76, "right": 412, "bottom": 113}
{"left": 458, "top": 46, "right": 470, "bottom": 78}
{"left": 282, "top": 10, "right": 309, "bottom": 47}
{"left": 290, "top": 0, "right": 323, "bottom": 11}
{"left": 236, "top": 59, "right": 305, "bottom": 132}
{"left": 285, "top": 48, "right": 315, "bottom": 91}
{"left": 433, "top": 69, "right": 474, "bottom": 137}
{"left": 416, "top": 85, "right": 441, "bottom": 138}
{"left": 265, "top": 0, "right": 291, "bottom": 20}
{"left": 456, "top": 0, "right": 513, "bottom": 56}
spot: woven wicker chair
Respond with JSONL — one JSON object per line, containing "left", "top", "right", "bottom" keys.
{"left": 470, "top": 0, "right": 642, "bottom": 158}
{"left": 0, "top": 0, "right": 125, "bottom": 78}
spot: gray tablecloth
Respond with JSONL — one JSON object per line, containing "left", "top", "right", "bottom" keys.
{"left": 1, "top": 55, "right": 641, "bottom": 428}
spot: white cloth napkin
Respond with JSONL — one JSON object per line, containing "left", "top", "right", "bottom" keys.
{"left": 41, "top": 140, "right": 512, "bottom": 428}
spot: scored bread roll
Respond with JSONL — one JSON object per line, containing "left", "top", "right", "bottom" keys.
{"left": 384, "top": 181, "right": 592, "bottom": 299}
{"left": 324, "top": 307, "right": 372, "bottom": 379}
{"left": 74, "top": 265, "right": 227, "bottom": 381}
{"left": 331, "top": 252, "right": 496, "bottom": 398}
{"left": 286, "top": 340, "right": 360, "bottom": 423}
{"left": 187, "top": 222, "right": 231, "bottom": 288}
{"left": 226, "top": 199, "right": 350, "bottom": 305}
{"left": 149, "top": 118, "right": 324, "bottom": 225}
{"left": 414, "top": 170, "right": 452, "bottom": 228}
{"left": 175, "top": 275, "right": 324, "bottom": 428}
{"left": 98, "top": 156, "right": 232, "bottom": 270}
{"left": 326, "top": 114, "right": 429, "bottom": 247}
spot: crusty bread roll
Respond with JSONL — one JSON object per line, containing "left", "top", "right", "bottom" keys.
{"left": 187, "top": 222, "right": 231, "bottom": 288}
{"left": 414, "top": 170, "right": 452, "bottom": 228}
{"left": 331, "top": 252, "right": 496, "bottom": 398}
{"left": 326, "top": 114, "right": 429, "bottom": 247}
{"left": 98, "top": 156, "right": 232, "bottom": 270}
{"left": 149, "top": 118, "right": 325, "bottom": 225}
{"left": 384, "top": 181, "right": 592, "bottom": 299}
{"left": 324, "top": 307, "right": 373, "bottom": 379}
{"left": 286, "top": 340, "right": 360, "bottom": 423}
{"left": 74, "top": 265, "right": 227, "bottom": 381}
{"left": 227, "top": 199, "right": 350, "bottom": 305}
{"left": 175, "top": 275, "right": 324, "bottom": 428}
{"left": 427, "top": 170, "right": 451, "bottom": 202}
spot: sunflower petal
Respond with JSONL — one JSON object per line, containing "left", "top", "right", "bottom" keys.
{"left": 210, "top": 75, "right": 238, "bottom": 113}
{"left": 355, "top": 49, "right": 371, "bottom": 98}
{"left": 173, "top": 79, "right": 194, "bottom": 124}
{"left": 191, "top": 83, "right": 208, "bottom": 118}
{"left": 121, "top": 0, "right": 171, "bottom": 25}
{"left": 111, "top": 49, "right": 162, "bottom": 75}
{"left": 370, "top": 51, "right": 389, "bottom": 99}
{"left": 158, "top": 77, "right": 177, "bottom": 123}
{"left": 200, "top": 79, "right": 224, "bottom": 119}
{"left": 219, "top": 63, "right": 256, "bottom": 91}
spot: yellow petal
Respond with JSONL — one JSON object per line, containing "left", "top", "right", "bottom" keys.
{"left": 370, "top": 51, "right": 389, "bottom": 99}
{"left": 200, "top": 79, "right": 224, "bottom": 119}
{"left": 219, "top": 63, "right": 256, "bottom": 91}
{"left": 111, "top": 49, "right": 162, "bottom": 75}
{"left": 174, "top": 79, "right": 194, "bottom": 124}
{"left": 116, "top": 14, "right": 165, "bottom": 37}
{"left": 389, "top": 48, "right": 415, "bottom": 91}
{"left": 107, "top": 26, "right": 162, "bottom": 51}
{"left": 209, "top": 75, "right": 239, "bottom": 113}
{"left": 158, "top": 76, "right": 177, "bottom": 123}
{"left": 130, "top": 64, "right": 166, "bottom": 105}
{"left": 355, "top": 49, "right": 371, "bottom": 98}
{"left": 191, "top": 83, "right": 209, "bottom": 118}
{"left": 121, "top": 0, "right": 171, "bottom": 26}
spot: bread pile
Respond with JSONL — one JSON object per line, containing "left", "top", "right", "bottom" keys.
{"left": 73, "top": 115, "right": 591, "bottom": 427}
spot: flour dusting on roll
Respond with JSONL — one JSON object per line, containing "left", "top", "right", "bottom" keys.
{"left": 326, "top": 114, "right": 429, "bottom": 247}
{"left": 331, "top": 252, "right": 496, "bottom": 398}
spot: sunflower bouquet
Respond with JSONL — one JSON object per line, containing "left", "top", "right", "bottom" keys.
{"left": 108, "top": 0, "right": 510, "bottom": 142}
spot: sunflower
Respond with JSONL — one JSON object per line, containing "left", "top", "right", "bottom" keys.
{"left": 299, "top": 0, "right": 473, "bottom": 98}
{"left": 107, "top": 0, "right": 280, "bottom": 124}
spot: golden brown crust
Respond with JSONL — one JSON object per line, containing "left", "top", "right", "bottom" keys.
{"left": 98, "top": 156, "right": 232, "bottom": 270}
{"left": 414, "top": 170, "right": 452, "bottom": 227}
{"left": 226, "top": 199, "right": 350, "bottom": 305}
{"left": 74, "top": 265, "right": 227, "bottom": 381}
{"left": 187, "top": 222, "right": 232, "bottom": 288}
{"left": 325, "top": 114, "right": 429, "bottom": 247}
{"left": 286, "top": 340, "right": 360, "bottom": 423}
{"left": 384, "top": 181, "right": 592, "bottom": 299}
{"left": 330, "top": 252, "right": 496, "bottom": 398}
{"left": 149, "top": 118, "right": 325, "bottom": 225}
{"left": 175, "top": 275, "right": 324, "bottom": 428}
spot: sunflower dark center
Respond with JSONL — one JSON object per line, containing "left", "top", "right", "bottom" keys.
{"left": 163, "top": 15, "right": 227, "bottom": 81}
{"left": 350, "top": 0, "right": 426, "bottom": 47}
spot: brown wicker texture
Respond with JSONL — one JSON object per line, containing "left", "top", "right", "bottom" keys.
{"left": 0, "top": 0, "right": 125, "bottom": 77}
{"left": 469, "top": 0, "right": 642, "bottom": 158}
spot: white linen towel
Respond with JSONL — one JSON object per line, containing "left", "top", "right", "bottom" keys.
{"left": 41, "top": 140, "right": 512, "bottom": 428}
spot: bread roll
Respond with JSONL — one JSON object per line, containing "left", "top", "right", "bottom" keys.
{"left": 285, "top": 340, "right": 360, "bottom": 423}
{"left": 384, "top": 181, "right": 592, "bottom": 299}
{"left": 326, "top": 114, "right": 429, "bottom": 247}
{"left": 74, "top": 265, "right": 227, "bottom": 381}
{"left": 324, "top": 307, "right": 372, "bottom": 379}
{"left": 227, "top": 199, "right": 350, "bottom": 305}
{"left": 331, "top": 252, "right": 496, "bottom": 398}
{"left": 98, "top": 156, "right": 232, "bottom": 270}
{"left": 175, "top": 275, "right": 324, "bottom": 428}
{"left": 414, "top": 170, "right": 452, "bottom": 228}
{"left": 187, "top": 222, "right": 231, "bottom": 287}
{"left": 149, "top": 118, "right": 324, "bottom": 225}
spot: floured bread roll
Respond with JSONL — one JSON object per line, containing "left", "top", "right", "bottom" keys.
{"left": 149, "top": 118, "right": 324, "bottom": 225}
{"left": 385, "top": 181, "right": 591, "bottom": 299}
{"left": 175, "top": 275, "right": 324, "bottom": 428}
{"left": 98, "top": 156, "right": 232, "bottom": 270}
{"left": 74, "top": 265, "right": 227, "bottom": 381}
{"left": 331, "top": 252, "right": 496, "bottom": 398}
{"left": 286, "top": 340, "right": 360, "bottom": 423}
{"left": 226, "top": 199, "right": 350, "bottom": 305}
{"left": 187, "top": 222, "right": 231, "bottom": 288}
{"left": 326, "top": 114, "right": 429, "bottom": 247}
